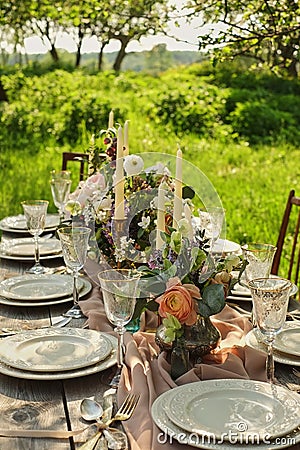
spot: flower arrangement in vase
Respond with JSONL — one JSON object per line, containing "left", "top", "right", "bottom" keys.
{"left": 64, "top": 118, "right": 247, "bottom": 370}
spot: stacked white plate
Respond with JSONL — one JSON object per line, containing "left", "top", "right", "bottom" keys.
{"left": 0, "top": 273, "right": 92, "bottom": 306}
{"left": 0, "top": 328, "right": 117, "bottom": 380}
{"left": 0, "top": 237, "right": 63, "bottom": 261}
{"left": 228, "top": 276, "right": 298, "bottom": 303}
{"left": 152, "top": 379, "right": 300, "bottom": 449}
{"left": 211, "top": 239, "right": 241, "bottom": 256}
{"left": 245, "top": 322, "right": 300, "bottom": 367}
{"left": 0, "top": 214, "right": 60, "bottom": 234}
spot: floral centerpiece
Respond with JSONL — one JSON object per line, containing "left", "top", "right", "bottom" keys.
{"left": 65, "top": 122, "right": 246, "bottom": 377}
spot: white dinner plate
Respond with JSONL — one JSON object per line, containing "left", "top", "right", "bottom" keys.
{"left": 165, "top": 379, "right": 300, "bottom": 441}
{"left": 229, "top": 276, "right": 298, "bottom": 302}
{"left": 212, "top": 239, "right": 241, "bottom": 255}
{"left": 0, "top": 333, "right": 117, "bottom": 380}
{"left": 151, "top": 384, "right": 300, "bottom": 450}
{"left": 273, "top": 326, "right": 300, "bottom": 357}
{"left": 0, "top": 238, "right": 61, "bottom": 257}
{"left": 245, "top": 324, "right": 300, "bottom": 367}
{"left": 0, "top": 328, "right": 112, "bottom": 372}
{"left": 0, "top": 274, "right": 83, "bottom": 301}
{"left": 0, "top": 214, "right": 60, "bottom": 233}
{"left": 0, "top": 276, "right": 92, "bottom": 307}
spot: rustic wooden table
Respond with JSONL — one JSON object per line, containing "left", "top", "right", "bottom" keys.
{"left": 0, "top": 232, "right": 299, "bottom": 449}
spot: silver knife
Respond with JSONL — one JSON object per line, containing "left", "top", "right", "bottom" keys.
{"left": 95, "top": 388, "right": 117, "bottom": 449}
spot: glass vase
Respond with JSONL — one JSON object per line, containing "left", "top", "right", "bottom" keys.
{"left": 155, "top": 315, "right": 221, "bottom": 365}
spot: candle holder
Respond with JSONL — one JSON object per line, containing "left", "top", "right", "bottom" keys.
{"left": 111, "top": 217, "right": 128, "bottom": 269}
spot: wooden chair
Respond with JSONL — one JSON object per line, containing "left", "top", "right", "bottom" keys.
{"left": 271, "top": 189, "right": 300, "bottom": 290}
{"left": 62, "top": 152, "right": 88, "bottom": 181}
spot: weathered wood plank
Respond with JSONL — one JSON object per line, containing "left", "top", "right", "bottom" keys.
{"left": 0, "top": 374, "right": 71, "bottom": 449}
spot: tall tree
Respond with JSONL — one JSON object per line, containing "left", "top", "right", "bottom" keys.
{"left": 186, "top": 0, "right": 300, "bottom": 77}
{"left": 93, "top": 0, "right": 171, "bottom": 71}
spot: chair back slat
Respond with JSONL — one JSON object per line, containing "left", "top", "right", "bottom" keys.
{"left": 62, "top": 152, "right": 88, "bottom": 181}
{"left": 271, "top": 189, "right": 300, "bottom": 293}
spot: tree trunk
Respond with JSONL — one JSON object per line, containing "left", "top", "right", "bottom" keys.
{"left": 0, "top": 80, "right": 8, "bottom": 102}
{"left": 287, "top": 59, "right": 298, "bottom": 78}
{"left": 98, "top": 41, "right": 108, "bottom": 71}
{"left": 50, "top": 44, "right": 59, "bottom": 62}
{"left": 75, "top": 26, "right": 84, "bottom": 68}
{"left": 113, "top": 37, "right": 130, "bottom": 72}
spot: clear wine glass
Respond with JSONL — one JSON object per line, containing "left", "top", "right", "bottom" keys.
{"left": 241, "top": 243, "right": 277, "bottom": 284}
{"left": 50, "top": 170, "right": 71, "bottom": 223}
{"left": 21, "top": 200, "right": 49, "bottom": 274}
{"left": 206, "top": 206, "right": 225, "bottom": 243}
{"left": 98, "top": 269, "right": 140, "bottom": 382}
{"left": 247, "top": 277, "right": 292, "bottom": 383}
{"left": 57, "top": 226, "right": 91, "bottom": 318}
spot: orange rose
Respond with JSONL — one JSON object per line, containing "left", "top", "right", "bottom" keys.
{"left": 156, "top": 278, "right": 199, "bottom": 326}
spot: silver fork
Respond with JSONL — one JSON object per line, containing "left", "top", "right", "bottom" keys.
{"left": 78, "top": 394, "right": 139, "bottom": 449}
{"left": 97, "top": 393, "right": 140, "bottom": 430}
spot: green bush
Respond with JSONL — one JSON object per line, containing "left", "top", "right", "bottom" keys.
{"left": 228, "top": 100, "right": 299, "bottom": 144}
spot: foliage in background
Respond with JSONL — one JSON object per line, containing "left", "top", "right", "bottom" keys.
{"left": 0, "top": 60, "right": 299, "bottom": 281}
{"left": 187, "top": 0, "right": 300, "bottom": 77}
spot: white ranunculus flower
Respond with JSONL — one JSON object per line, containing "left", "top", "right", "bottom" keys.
{"left": 123, "top": 155, "right": 144, "bottom": 176}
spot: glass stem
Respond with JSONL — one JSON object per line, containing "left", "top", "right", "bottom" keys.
{"left": 58, "top": 206, "right": 64, "bottom": 224}
{"left": 117, "top": 330, "right": 125, "bottom": 369}
{"left": 34, "top": 235, "right": 40, "bottom": 265}
{"left": 266, "top": 338, "right": 275, "bottom": 383}
{"left": 73, "top": 270, "right": 79, "bottom": 306}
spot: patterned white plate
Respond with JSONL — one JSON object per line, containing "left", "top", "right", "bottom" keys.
{"left": 0, "top": 328, "right": 112, "bottom": 372}
{"left": 273, "top": 326, "right": 300, "bottom": 357}
{"left": 0, "top": 277, "right": 92, "bottom": 307}
{"left": 0, "top": 238, "right": 61, "bottom": 257}
{"left": 0, "top": 333, "right": 117, "bottom": 380}
{"left": 0, "top": 214, "right": 59, "bottom": 231}
{"left": 152, "top": 381, "right": 300, "bottom": 450}
{"left": 165, "top": 379, "right": 300, "bottom": 441}
{"left": 245, "top": 324, "right": 300, "bottom": 366}
{"left": 0, "top": 274, "right": 83, "bottom": 301}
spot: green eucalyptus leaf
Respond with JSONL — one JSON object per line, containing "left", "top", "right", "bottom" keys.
{"left": 199, "top": 284, "right": 225, "bottom": 317}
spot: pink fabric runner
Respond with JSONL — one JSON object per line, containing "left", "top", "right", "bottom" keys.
{"left": 80, "top": 262, "right": 267, "bottom": 450}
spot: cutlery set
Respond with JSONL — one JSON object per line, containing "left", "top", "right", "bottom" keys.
{"left": 79, "top": 393, "right": 140, "bottom": 449}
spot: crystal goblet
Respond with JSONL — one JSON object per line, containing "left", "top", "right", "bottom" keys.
{"left": 98, "top": 269, "right": 140, "bottom": 382}
{"left": 247, "top": 277, "right": 292, "bottom": 383}
{"left": 21, "top": 200, "right": 49, "bottom": 274}
{"left": 241, "top": 243, "right": 277, "bottom": 284}
{"left": 50, "top": 170, "right": 71, "bottom": 223}
{"left": 57, "top": 226, "right": 91, "bottom": 318}
{"left": 206, "top": 206, "right": 226, "bottom": 243}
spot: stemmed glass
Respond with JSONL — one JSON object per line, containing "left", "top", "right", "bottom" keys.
{"left": 21, "top": 200, "right": 49, "bottom": 274}
{"left": 241, "top": 243, "right": 277, "bottom": 284}
{"left": 198, "top": 206, "right": 225, "bottom": 253}
{"left": 206, "top": 206, "right": 225, "bottom": 243}
{"left": 98, "top": 269, "right": 140, "bottom": 382}
{"left": 247, "top": 277, "right": 292, "bottom": 383}
{"left": 57, "top": 226, "right": 91, "bottom": 318}
{"left": 50, "top": 170, "right": 71, "bottom": 223}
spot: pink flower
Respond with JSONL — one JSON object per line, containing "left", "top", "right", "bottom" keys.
{"left": 156, "top": 277, "right": 199, "bottom": 326}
